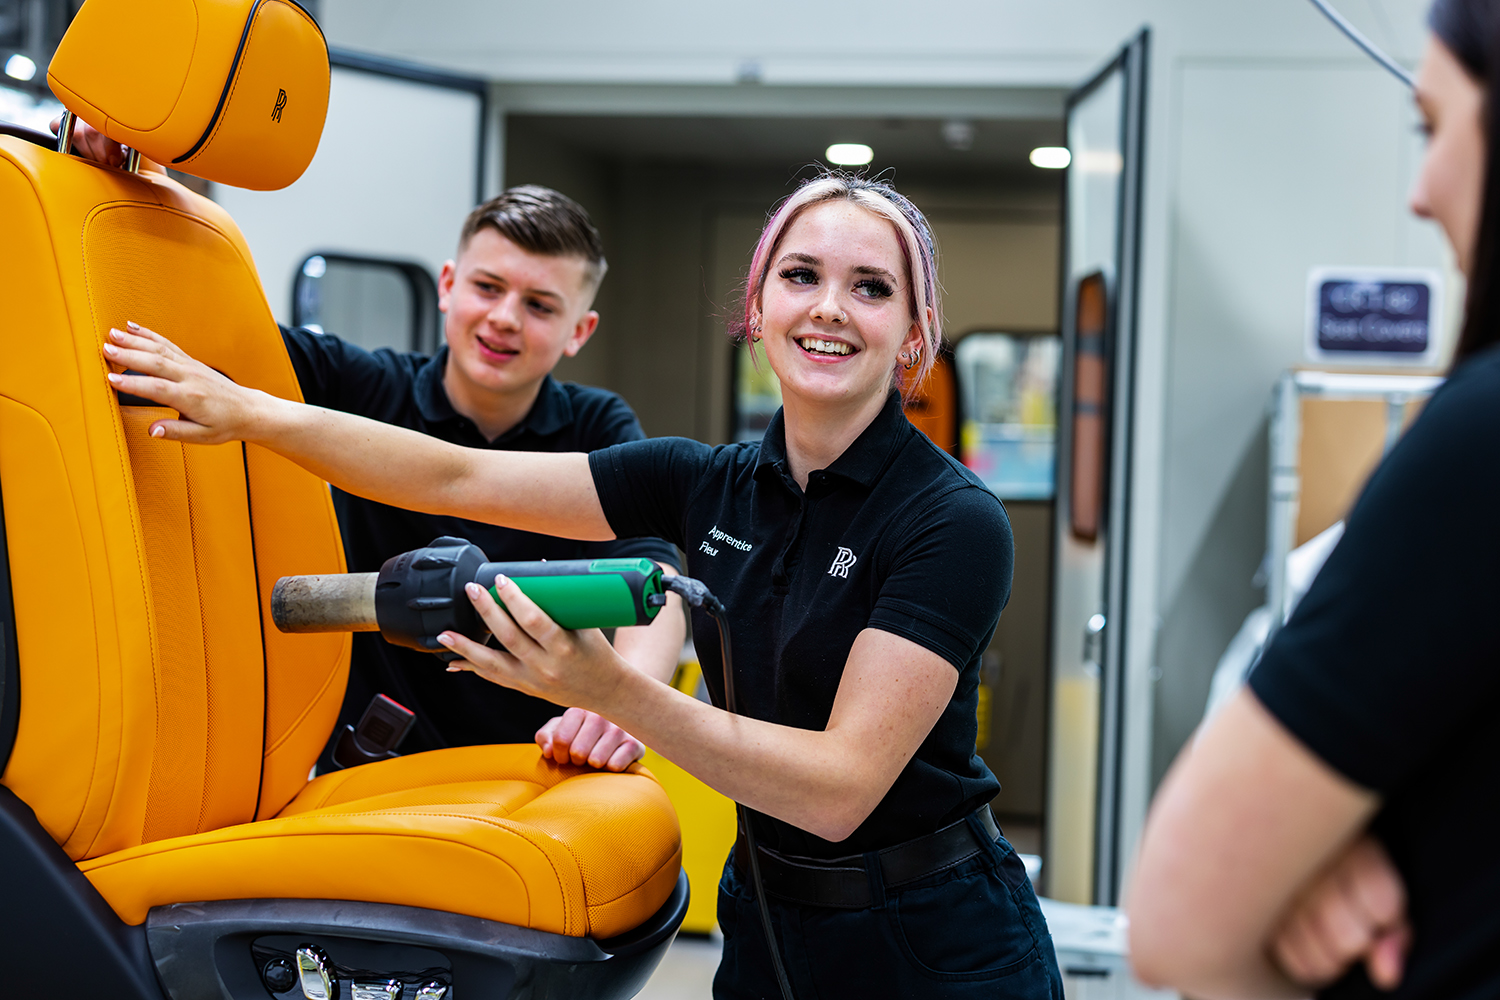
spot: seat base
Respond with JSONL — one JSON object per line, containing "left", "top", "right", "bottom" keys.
{"left": 146, "top": 873, "right": 689, "bottom": 1000}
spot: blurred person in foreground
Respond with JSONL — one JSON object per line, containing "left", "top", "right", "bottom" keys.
{"left": 1129, "top": 2, "right": 1500, "bottom": 997}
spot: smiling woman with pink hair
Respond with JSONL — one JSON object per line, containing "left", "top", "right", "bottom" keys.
{"left": 103, "top": 170, "right": 1063, "bottom": 999}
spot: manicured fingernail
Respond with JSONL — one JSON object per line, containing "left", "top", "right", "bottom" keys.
{"left": 446, "top": 665, "right": 461, "bottom": 672}
{"left": 103, "top": 343, "right": 118, "bottom": 355}
{"left": 465, "top": 582, "right": 482, "bottom": 598}
{"left": 494, "top": 574, "right": 509, "bottom": 588}
{"left": 107, "top": 372, "right": 121, "bottom": 383}
{"left": 150, "top": 426, "right": 164, "bottom": 438}
{"left": 126, "top": 321, "right": 140, "bottom": 330}
{"left": 437, "top": 632, "right": 455, "bottom": 646}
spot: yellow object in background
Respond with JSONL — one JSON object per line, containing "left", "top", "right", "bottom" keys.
{"left": 642, "top": 659, "right": 739, "bottom": 934}
{"left": 975, "top": 683, "right": 992, "bottom": 751}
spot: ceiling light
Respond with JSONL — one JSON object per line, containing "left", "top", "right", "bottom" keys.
{"left": 5, "top": 54, "right": 38, "bottom": 82}
{"left": 1029, "top": 146, "right": 1071, "bottom": 169}
{"left": 826, "top": 143, "right": 873, "bottom": 166}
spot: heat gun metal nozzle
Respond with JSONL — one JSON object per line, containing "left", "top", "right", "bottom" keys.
{"left": 271, "top": 573, "right": 380, "bottom": 633}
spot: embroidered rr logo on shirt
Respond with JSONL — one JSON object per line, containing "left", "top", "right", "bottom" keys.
{"left": 828, "top": 546, "right": 857, "bottom": 578}
{"left": 271, "top": 88, "right": 287, "bottom": 123}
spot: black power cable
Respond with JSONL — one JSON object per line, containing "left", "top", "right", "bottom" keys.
{"left": 666, "top": 576, "right": 796, "bottom": 1000}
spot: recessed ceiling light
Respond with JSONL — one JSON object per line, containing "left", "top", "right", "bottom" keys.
{"left": 826, "top": 143, "right": 874, "bottom": 166}
{"left": 1029, "top": 146, "right": 1071, "bottom": 169}
{"left": 5, "top": 54, "right": 38, "bottom": 82}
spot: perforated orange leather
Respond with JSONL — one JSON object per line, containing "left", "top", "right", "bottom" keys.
{"left": 48, "top": 0, "right": 329, "bottom": 190}
{"left": 0, "top": 131, "right": 683, "bottom": 940}
{"left": 80, "top": 746, "right": 682, "bottom": 938}
{"left": 118, "top": 407, "right": 264, "bottom": 844}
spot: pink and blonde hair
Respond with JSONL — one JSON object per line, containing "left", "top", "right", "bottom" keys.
{"left": 735, "top": 171, "right": 943, "bottom": 399}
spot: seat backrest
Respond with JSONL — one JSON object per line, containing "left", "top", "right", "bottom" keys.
{"left": 0, "top": 0, "right": 345, "bottom": 861}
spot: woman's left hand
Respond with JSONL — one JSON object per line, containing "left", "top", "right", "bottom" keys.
{"left": 437, "top": 576, "right": 627, "bottom": 717}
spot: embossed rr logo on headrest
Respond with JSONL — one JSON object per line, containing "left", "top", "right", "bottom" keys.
{"left": 272, "top": 89, "right": 287, "bottom": 123}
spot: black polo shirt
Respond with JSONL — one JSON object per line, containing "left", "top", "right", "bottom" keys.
{"left": 281, "top": 327, "right": 679, "bottom": 753}
{"left": 589, "top": 390, "right": 1009, "bottom": 857}
{"left": 1249, "top": 343, "right": 1500, "bottom": 1000}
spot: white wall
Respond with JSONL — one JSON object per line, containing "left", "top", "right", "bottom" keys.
{"left": 216, "top": 67, "right": 482, "bottom": 326}
{"left": 317, "top": 0, "right": 1445, "bottom": 895}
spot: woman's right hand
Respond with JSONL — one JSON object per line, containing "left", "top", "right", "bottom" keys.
{"left": 1270, "top": 834, "right": 1410, "bottom": 990}
{"left": 104, "top": 322, "right": 274, "bottom": 444}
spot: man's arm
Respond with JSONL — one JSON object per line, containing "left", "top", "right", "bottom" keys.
{"left": 543, "top": 389, "right": 687, "bottom": 758}
{"left": 1128, "top": 688, "right": 1379, "bottom": 999}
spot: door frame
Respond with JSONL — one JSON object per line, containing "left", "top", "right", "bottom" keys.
{"left": 1051, "top": 28, "right": 1149, "bottom": 906}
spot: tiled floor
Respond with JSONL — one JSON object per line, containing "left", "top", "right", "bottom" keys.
{"left": 636, "top": 934, "right": 722, "bottom": 999}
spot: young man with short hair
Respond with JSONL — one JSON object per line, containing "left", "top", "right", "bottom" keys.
{"left": 283, "top": 186, "right": 685, "bottom": 772}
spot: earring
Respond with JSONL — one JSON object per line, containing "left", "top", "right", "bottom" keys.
{"left": 903, "top": 344, "right": 922, "bottom": 370}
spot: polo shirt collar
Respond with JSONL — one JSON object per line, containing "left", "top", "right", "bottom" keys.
{"left": 754, "top": 390, "right": 910, "bottom": 489}
{"left": 414, "top": 348, "right": 575, "bottom": 440}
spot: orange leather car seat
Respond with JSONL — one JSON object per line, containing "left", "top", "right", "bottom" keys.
{"left": 0, "top": 2, "right": 683, "bottom": 996}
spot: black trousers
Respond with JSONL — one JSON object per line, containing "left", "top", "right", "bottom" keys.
{"left": 713, "top": 814, "right": 1064, "bottom": 999}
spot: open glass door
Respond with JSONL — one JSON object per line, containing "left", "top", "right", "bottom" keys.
{"left": 1046, "top": 29, "right": 1148, "bottom": 906}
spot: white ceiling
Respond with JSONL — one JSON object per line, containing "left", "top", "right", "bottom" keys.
{"left": 321, "top": 0, "right": 1429, "bottom": 90}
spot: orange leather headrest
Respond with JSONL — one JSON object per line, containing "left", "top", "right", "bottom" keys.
{"left": 48, "top": 0, "right": 329, "bottom": 191}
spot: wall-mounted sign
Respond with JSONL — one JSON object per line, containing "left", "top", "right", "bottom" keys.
{"left": 1306, "top": 267, "right": 1444, "bottom": 367}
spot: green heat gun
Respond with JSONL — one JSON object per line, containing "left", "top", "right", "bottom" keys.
{"left": 270, "top": 536, "right": 670, "bottom": 659}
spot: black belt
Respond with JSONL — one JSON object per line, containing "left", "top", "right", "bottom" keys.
{"left": 733, "top": 808, "right": 1003, "bottom": 910}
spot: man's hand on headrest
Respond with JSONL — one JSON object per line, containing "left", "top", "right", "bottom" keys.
{"left": 49, "top": 115, "right": 165, "bottom": 175}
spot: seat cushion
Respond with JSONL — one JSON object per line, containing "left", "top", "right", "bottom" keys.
{"left": 77, "top": 746, "right": 682, "bottom": 938}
